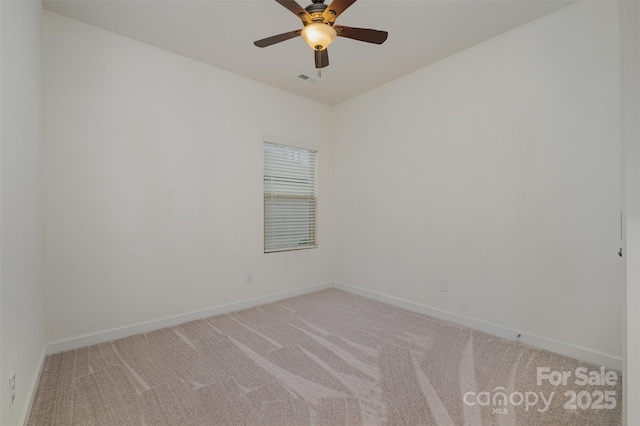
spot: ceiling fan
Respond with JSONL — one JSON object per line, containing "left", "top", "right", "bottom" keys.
{"left": 254, "top": 0, "right": 388, "bottom": 70}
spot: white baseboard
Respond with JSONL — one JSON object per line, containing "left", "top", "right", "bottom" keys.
{"left": 20, "top": 345, "right": 47, "bottom": 425}
{"left": 46, "top": 282, "right": 334, "bottom": 355}
{"left": 334, "top": 282, "right": 622, "bottom": 371}
{"left": 45, "top": 280, "right": 622, "bottom": 372}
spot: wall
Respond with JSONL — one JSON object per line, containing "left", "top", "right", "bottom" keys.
{"left": 333, "top": 1, "right": 623, "bottom": 360}
{"left": 43, "top": 12, "right": 335, "bottom": 343}
{"left": 0, "top": 1, "right": 45, "bottom": 424}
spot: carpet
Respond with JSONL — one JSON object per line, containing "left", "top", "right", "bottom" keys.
{"left": 28, "top": 288, "right": 622, "bottom": 425}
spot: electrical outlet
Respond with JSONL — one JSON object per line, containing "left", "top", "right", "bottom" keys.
{"left": 439, "top": 280, "right": 449, "bottom": 293}
{"left": 245, "top": 272, "right": 253, "bottom": 284}
{"left": 9, "top": 372, "right": 15, "bottom": 407}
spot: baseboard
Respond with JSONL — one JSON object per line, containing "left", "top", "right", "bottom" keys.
{"left": 46, "top": 282, "right": 334, "bottom": 355}
{"left": 19, "top": 345, "right": 47, "bottom": 425}
{"left": 45, "top": 280, "right": 622, "bottom": 371}
{"left": 334, "top": 282, "right": 622, "bottom": 371}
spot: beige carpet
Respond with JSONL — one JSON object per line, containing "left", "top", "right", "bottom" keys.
{"left": 28, "top": 289, "right": 621, "bottom": 425}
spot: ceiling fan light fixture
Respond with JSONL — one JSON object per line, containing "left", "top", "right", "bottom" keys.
{"left": 301, "top": 23, "right": 336, "bottom": 50}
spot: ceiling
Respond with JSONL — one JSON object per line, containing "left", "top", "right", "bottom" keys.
{"left": 43, "top": 0, "right": 571, "bottom": 106}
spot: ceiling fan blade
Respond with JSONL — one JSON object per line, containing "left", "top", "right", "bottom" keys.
{"left": 276, "top": 0, "right": 312, "bottom": 21}
{"left": 323, "top": 0, "right": 357, "bottom": 21}
{"left": 254, "top": 30, "right": 302, "bottom": 48}
{"left": 335, "top": 26, "right": 388, "bottom": 44}
{"left": 315, "top": 49, "right": 329, "bottom": 69}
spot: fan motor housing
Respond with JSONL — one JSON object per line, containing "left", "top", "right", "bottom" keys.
{"left": 305, "top": 1, "right": 328, "bottom": 18}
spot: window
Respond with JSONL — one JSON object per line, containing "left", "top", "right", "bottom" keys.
{"left": 263, "top": 141, "right": 317, "bottom": 252}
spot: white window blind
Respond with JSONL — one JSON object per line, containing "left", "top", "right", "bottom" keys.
{"left": 264, "top": 141, "right": 317, "bottom": 252}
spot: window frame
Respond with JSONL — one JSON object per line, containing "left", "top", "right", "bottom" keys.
{"left": 263, "top": 137, "right": 318, "bottom": 253}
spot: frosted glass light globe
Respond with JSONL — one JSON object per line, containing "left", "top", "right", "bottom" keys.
{"left": 301, "top": 23, "right": 337, "bottom": 51}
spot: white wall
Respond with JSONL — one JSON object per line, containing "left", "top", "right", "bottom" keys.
{"left": 0, "top": 1, "right": 45, "bottom": 424}
{"left": 333, "top": 1, "right": 623, "bottom": 359}
{"left": 43, "top": 12, "right": 335, "bottom": 343}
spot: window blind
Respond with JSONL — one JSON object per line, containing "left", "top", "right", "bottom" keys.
{"left": 264, "top": 142, "right": 317, "bottom": 252}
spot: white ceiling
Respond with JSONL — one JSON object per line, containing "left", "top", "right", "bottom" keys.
{"left": 43, "top": 0, "right": 571, "bottom": 106}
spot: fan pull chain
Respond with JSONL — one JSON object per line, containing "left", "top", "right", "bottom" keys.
{"left": 316, "top": 48, "right": 322, "bottom": 79}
